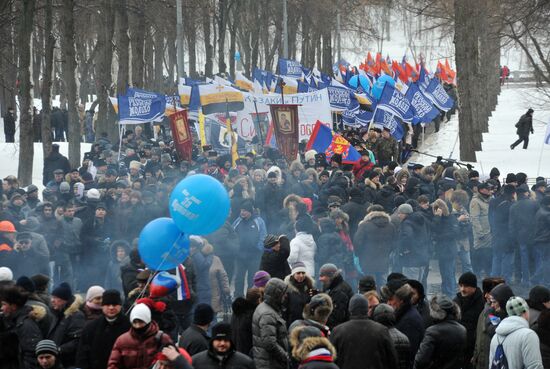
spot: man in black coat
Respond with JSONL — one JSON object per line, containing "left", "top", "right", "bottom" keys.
{"left": 178, "top": 303, "right": 213, "bottom": 355}
{"left": 3, "top": 106, "right": 16, "bottom": 142}
{"left": 75, "top": 290, "right": 130, "bottom": 369}
{"left": 259, "top": 234, "right": 291, "bottom": 280}
{"left": 42, "top": 144, "right": 71, "bottom": 186}
{"left": 0, "top": 285, "right": 44, "bottom": 369}
{"left": 510, "top": 108, "right": 534, "bottom": 149}
{"left": 192, "top": 322, "right": 255, "bottom": 369}
{"left": 318, "top": 263, "right": 353, "bottom": 329}
{"left": 454, "top": 272, "right": 485, "bottom": 369}
{"left": 330, "top": 294, "right": 399, "bottom": 369}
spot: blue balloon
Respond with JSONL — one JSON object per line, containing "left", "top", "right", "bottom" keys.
{"left": 348, "top": 75, "right": 359, "bottom": 88}
{"left": 358, "top": 75, "right": 371, "bottom": 93}
{"left": 138, "top": 218, "right": 190, "bottom": 271}
{"left": 372, "top": 75, "right": 396, "bottom": 100}
{"left": 169, "top": 174, "right": 230, "bottom": 235}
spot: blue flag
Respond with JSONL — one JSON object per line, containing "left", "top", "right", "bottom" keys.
{"left": 117, "top": 88, "right": 166, "bottom": 124}
{"left": 306, "top": 121, "right": 361, "bottom": 164}
{"left": 373, "top": 107, "right": 405, "bottom": 141}
{"left": 278, "top": 58, "right": 303, "bottom": 78}
{"left": 423, "top": 78, "right": 454, "bottom": 112}
{"left": 377, "top": 83, "right": 414, "bottom": 122}
{"left": 406, "top": 83, "right": 440, "bottom": 123}
{"left": 327, "top": 86, "right": 352, "bottom": 110}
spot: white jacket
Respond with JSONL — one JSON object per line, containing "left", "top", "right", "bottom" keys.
{"left": 489, "top": 315, "right": 543, "bottom": 369}
{"left": 288, "top": 232, "right": 317, "bottom": 277}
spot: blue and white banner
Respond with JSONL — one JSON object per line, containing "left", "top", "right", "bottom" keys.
{"left": 278, "top": 58, "right": 303, "bottom": 79}
{"left": 405, "top": 83, "right": 440, "bottom": 123}
{"left": 327, "top": 86, "right": 352, "bottom": 111}
{"left": 117, "top": 88, "right": 166, "bottom": 125}
{"left": 423, "top": 78, "right": 454, "bottom": 112}
{"left": 377, "top": 83, "right": 414, "bottom": 122}
{"left": 373, "top": 107, "right": 405, "bottom": 140}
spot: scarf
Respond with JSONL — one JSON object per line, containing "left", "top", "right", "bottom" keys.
{"left": 301, "top": 348, "right": 333, "bottom": 364}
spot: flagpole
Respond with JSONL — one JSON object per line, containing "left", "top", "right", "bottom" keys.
{"left": 253, "top": 97, "right": 264, "bottom": 149}
{"left": 537, "top": 141, "right": 545, "bottom": 177}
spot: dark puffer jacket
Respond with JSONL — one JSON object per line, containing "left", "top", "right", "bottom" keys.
{"left": 316, "top": 219, "right": 352, "bottom": 273}
{"left": 454, "top": 288, "right": 485, "bottom": 366}
{"left": 395, "top": 303, "right": 425, "bottom": 363}
{"left": 4, "top": 305, "right": 44, "bottom": 369}
{"left": 414, "top": 319, "right": 467, "bottom": 369}
{"left": 251, "top": 278, "right": 289, "bottom": 369}
{"left": 230, "top": 297, "right": 257, "bottom": 356}
{"left": 284, "top": 274, "right": 314, "bottom": 327}
{"left": 259, "top": 235, "right": 291, "bottom": 280}
{"left": 192, "top": 345, "right": 255, "bottom": 369}
{"left": 354, "top": 211, "right": 396, "bottom": 273}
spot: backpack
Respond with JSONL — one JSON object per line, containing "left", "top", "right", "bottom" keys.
{"left": 490, "top": 336, "right": 508, "bottom": 369}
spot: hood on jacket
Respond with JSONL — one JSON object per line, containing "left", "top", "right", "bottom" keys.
{"left": 264, "top": 278, "right": 288, "bottom": 309}
{"left": 63, "top": 294, "right": 84, "bottom": 317}
{"left": 231, "top": 296, "right": 257, "bottom": 316}
{"left": 495, "top": 315, "right": 529, "bottom": 336}
{"left": 293, "top": 232, "right": 316, "bottom": 248}
{"left": 110, "top": 240, "right": 131, "bottom": 260}
{"left": 363, "top": 210, "right": 391, "bottom": 226}
{"left": 292, "top": 336, "right": 336, "bottom": 362}
{"left": 302, "top": 293, "right": 333, "bottom": 322}
{"left": 490, "top": 284, "right": 514, "bottom": 312}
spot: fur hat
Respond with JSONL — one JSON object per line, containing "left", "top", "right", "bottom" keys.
{"left": 0, "top": 285, "right": 28, "bottom": 306}
{"left": 430, "top": 294, "right": 460, "bottom": 321}
{"left": 102, "top": 289, "right": 122, "bottom": 306}
{"left": 303, "top": 293, "right": 333, "bottom": 323}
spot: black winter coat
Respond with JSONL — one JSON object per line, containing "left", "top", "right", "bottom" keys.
{"left": 341, "top": 198, "right": 367, "bottom": 236}
{"left": 515, "top": 113, "right": 533, "bottom": 136}
{"left": 431, "top": 214, "right": 459, "bottom": 258}
{"left": 414, "top": 319, "right": 467, "bottom": 369}
{"left": 230, "top": 297, "right": 257, "bottom": 356}
{"left": 75, "top": 314, "right": 131, "bottom": 369}
{"left": 192, "top": 348, "right": 256, "bottom": 369}
{"left": 388, "top": 327, "right": 411, "bottom": 369}
{"left": 284, "top": 275, "right": 314, "bottom": 327}
{"left": 259, "top": 236, "right": 291, "bottom": 280}
{"left": 535, "top": 318, "right": 550, "bottom": 369}
{"left": 316, "top": 219, "right": 353, "bottom": 274}
{"left": 509, "top": 197, "right": 539, "bottom": 245}
{"left": 178, "top": 324, "right": 210, "bottom": 356}
{"left": 454, "top": 289, "right": 485, "bottom": 366}
{"left": 534, "top": 207, "right": 550, "bottom": 244}
{"left": 395, "top": 304, "right": 425, "bottom": 363}
{"left": 376, "top": 185, "right": 398, "bottom": 213}
{"left": 330, "top": 318, "right": 398, "bottom": 369}
{"left": 323, "top": 274, "right": 353, "bottom": 329}
{"left": 42, "top": 152, "right": 71, "bottom": 186}
{"left": 398, "top": 212, "right": 430, "bottom": 267}
{"left": 48, "top": 296, "right": 86, "bottom": 368}
{"left": 4, "top": 111, "right": 16, "bottom": 135}
{"left": 354, "top": 211, "right": 396, "bottom": 274}
{"left": 4, "top": 305, "right": 44, "bottom": 369}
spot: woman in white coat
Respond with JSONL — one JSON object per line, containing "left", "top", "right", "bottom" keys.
{"left": 288, "top": 217, "right": 317, "bottom": 277}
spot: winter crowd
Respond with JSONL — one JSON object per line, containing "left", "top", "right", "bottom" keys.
{"left": 1, "top": 122, "right": 550, "bottom": 369}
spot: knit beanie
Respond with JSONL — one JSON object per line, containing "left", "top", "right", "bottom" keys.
{"left": 0, "top": 267, "right": 13, "bottom": 281}
{"left": 458, "top": 272, "right": 477, "bottom": 288}
{"left": 506, "top": 296, "right": 529, "bottom": 317}
{"left": 291, "top": 262, "right": 307, "bottom": 276}
{"left": 211, "top": 322, "right": 232, "bottom": 340}
{"left": 16, "top": 276, "right": 36, "bottom": 293}
{"left": 35, "top": 340, "right": 59, "bottom": 357}
{"left": 348, "top": 294, "right": 369, "bottom": 318}
{"left": 253, "top": 271, "right": 271, "bottom": 288}
{"left": 51, "top": 282, "right": 73, "bottom": 302}
{"left": 397, "top": 204, "right": 413, "bottom": 215}
{"left": 130, "top": 303, "right": 151, "bottom": 324}
{"left": 319, "top": 263, "right": 339, "bottom": 278}
{"left": 85, "top": 285, "right": 105, "bottom": 302}
{"left": 102, "top": 289, "right": 123, "bottom": 306}
{"left": 193, "top": 303, "right": 214, "bottom": 325}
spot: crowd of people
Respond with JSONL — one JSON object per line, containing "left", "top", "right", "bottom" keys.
{"left": 1, "top": 120, "right": 550, "bottom": 369}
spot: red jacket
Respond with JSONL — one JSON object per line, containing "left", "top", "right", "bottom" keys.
{"left": 108, "top": 321, "right": 172, "bottom": 369}
{"left": 352, "top": 159, "right": 374, "bottom": 181}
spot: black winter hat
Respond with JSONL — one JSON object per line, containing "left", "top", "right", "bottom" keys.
{"left": 502, "top": 184, "right": 516, "bottom": 197}
{"left": 528, "top": 286, "right": 550, "bottom": 305}
{"left": 406, "top": 279, "right": 425, "bottom": 299}
{"left": 458, "top": 272, "right": 477, "bottom": 288}
{"left": 490, "top": 284, "right": 514, "bottom": 310}
{"left": 193, "top": 303, "right": 214, "bottom": 325}
{"left": 348, "top": 294, "right": 369, "bottom": 318}
{"left": 489, "top": 167, "right": 500, "bottom": 178}
{"left": 16, "top": 276, "right": 36, "bottom": 293}
{"left": 1, "top": 285, "right": 28, "bottom": 306}
{"left": 211, "top": 322, "right": 232, "bottom": 340}
{"left": 240, "top": 199, "right": 254, "bottom": 213}
{"left": 30, "top": 274, "right": 50, "bottom": 291}
{"left": 102, "top": 289, "right": 122, "bottom": 306}
{"left": 358, "top": 275, "right": 376, "bottom": 294}
{"left": 516, "top": 172, "right": 527, "bottom": 185}
{"left": 505, "top": 173, "right": 517, "bottom": 184}
{"left": 51, "top": 282, "right": 73, "bottom": 302}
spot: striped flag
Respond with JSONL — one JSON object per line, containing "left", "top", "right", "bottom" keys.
{"left": 176, "top": 264, "right": 192, "bottom": 301}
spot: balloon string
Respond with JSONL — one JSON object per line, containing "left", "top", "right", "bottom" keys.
{"left": 125, "top": 233, "right": 186, "bottom": 315}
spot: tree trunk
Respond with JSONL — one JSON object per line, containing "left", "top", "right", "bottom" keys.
{"left": 129, "top": 3, "right": 145, "bottom": 87}
{"left": 144, "top": 27, "right": 155, "bottom": 88}
{"left": 61, "top": 0, "right": 80, "bottom": 168}
{"left": 95, "top": 0, "right": 115, "bottom": 138}
{"left": 116, "top": 0, "right": 130, "bottom": 95}
{"left": 216, "top": 0, "right": 228, "bottom": 75}
{"left": 185, "top": 3, "right": 198, "bottom": 78}
{"left": 321, "top": 29, "right": 332, "bottom": 75}
{"left": 32, "top": 28, "right": 42, "bottom": 99}
{"left": 17, "top": 0, "right": 36, "bottom": 186}
{"left": 455, "top": 0, "right": 481, "bottom": 162}
{"left": 202, "top": 1, "right": 213, "bottom": 77}
{"left": 153, "top": 27, "right": 164, "bottom": 91}
{"left": 228, "top": 3, "right": 237, "bottom": 77}
{"left": 41, "top": 0, "right": 54, "bottom": 158}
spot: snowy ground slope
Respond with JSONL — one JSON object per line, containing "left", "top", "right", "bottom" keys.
{"left": 0, "top": 142, "right": 92, "bottom": 189}
{"left": 411, "top": 86, "right": 550, "bottom": 178}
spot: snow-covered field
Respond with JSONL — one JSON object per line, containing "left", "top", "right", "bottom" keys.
{"left": 411, "top": 85, "right": 550, "bottom": 178}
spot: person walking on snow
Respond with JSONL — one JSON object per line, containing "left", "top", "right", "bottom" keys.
{"left": 510, "top": 108, "right": 534, "bottom": 150}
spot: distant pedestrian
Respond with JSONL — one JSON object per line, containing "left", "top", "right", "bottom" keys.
{"left": 3, "top": 106, "right": 16, "bottom": 142}
{"left": 510, "top": 108, "right": 534, "bottom": 150}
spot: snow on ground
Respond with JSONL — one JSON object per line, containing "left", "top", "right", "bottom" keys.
{"left": 411, "top": 85, "right": 550, "bottom": 179}
{"left": 0, "top": 142, "right": 92, "bottom": 190}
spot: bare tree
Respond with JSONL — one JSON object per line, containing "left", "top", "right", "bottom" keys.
{"left": 17, "top": 0, "right": 36, "bottom": 186}
{"left": 41, "top": 0, "right": 55, "bottom": 157}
